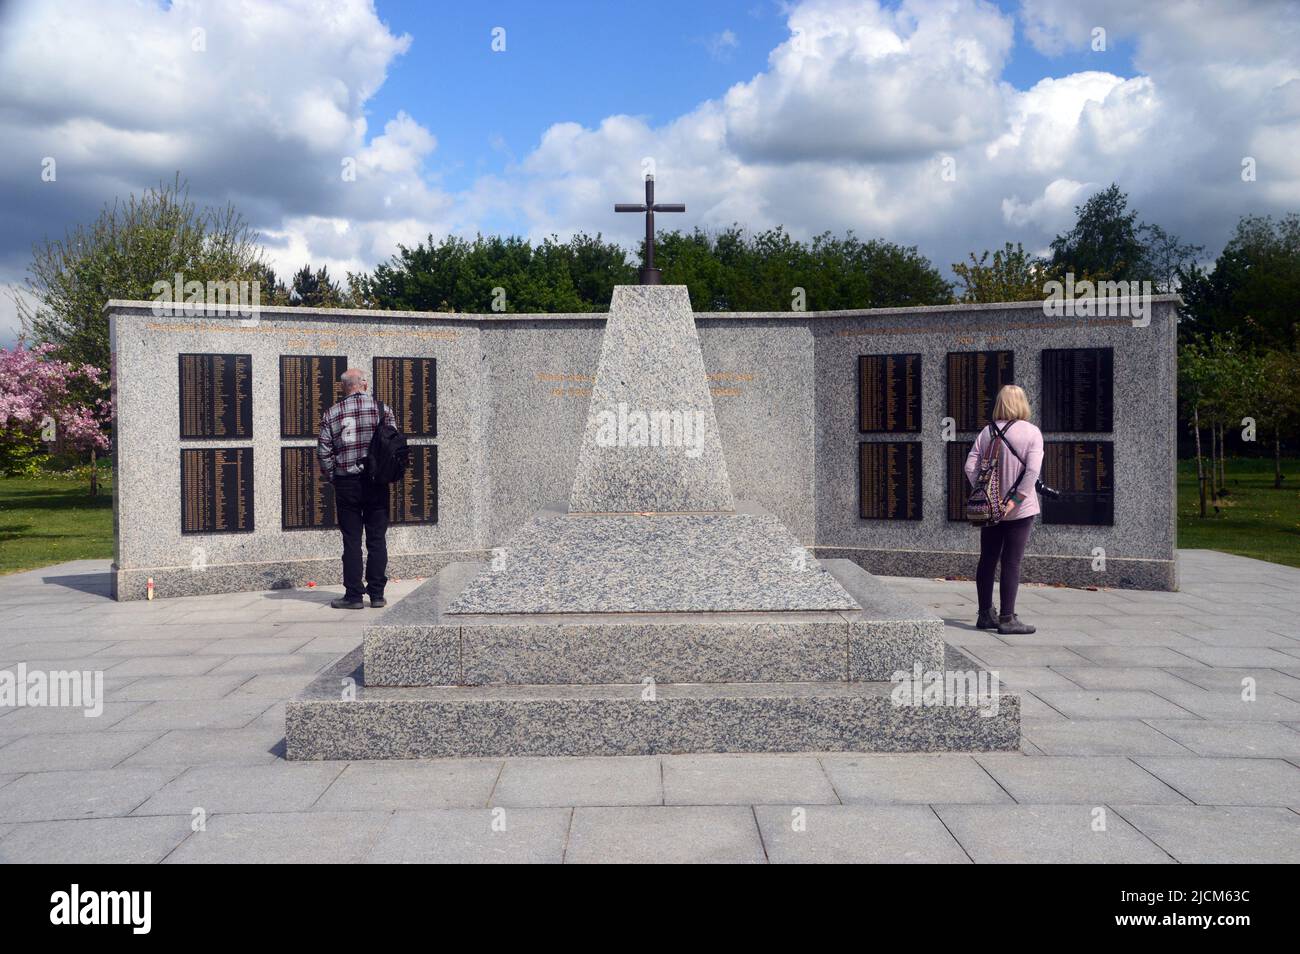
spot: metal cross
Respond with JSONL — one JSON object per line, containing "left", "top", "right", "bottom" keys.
{"left": 615, "top": 174, "right": 685, "bottom": 285}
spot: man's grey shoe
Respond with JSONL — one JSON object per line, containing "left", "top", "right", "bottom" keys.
{"left": 331, "top": 598, "right": 365, "bottom": 610}
{"left": 997, "top": 614, "right": 1036, "bottom": 635}
{"left": 976, "top": 607, "right": 1000, "bottom": 630}
{"left": 369, "top": 597, "right": 387, "bottom": 609}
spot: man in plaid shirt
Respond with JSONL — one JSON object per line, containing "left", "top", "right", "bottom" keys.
{"left": 318, "top": 368, "right": 397, "bottom": 609}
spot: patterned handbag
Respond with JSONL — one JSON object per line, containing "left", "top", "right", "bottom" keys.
{"left": 965, "top": 422, "right": 1011, "bottom": 526}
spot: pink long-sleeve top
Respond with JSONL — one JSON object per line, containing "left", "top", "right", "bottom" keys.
{"left": 963, "top": 419, "right": 1045, "bottom": 520}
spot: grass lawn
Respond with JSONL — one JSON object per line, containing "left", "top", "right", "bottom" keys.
{"left": 1, "top": 461, "right": 1297, "bottom": 576}
{"left": 1178, "top": 457, "right": 1300, "bottom": 568}
{"left": 0, "top": 472, "right": 114, "bottom": 575}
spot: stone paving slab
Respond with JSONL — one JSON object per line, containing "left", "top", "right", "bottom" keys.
{"left": 134, "top": 763, "right": 347, "bottom": 815}
{"left": 1141, "top": 719, "right": 1300, "bottom": 757}
{"left": 661, "top": 754, "right": 838, "bottom": 805}
{"left": 973, "top": 754, "right": 1190, "bottom": 804}
{"left": 818, "top": 753, "right": 1013, "bottom": 804}
{"left": 1113, "top": 805, "right": 1300, "bottom": 863}
{"left": 311, "top": 760, "right": 503, "bottom": 811}
{"left": 0, "top": 815, "right": 194, "bottom": 863}
{"left": 565, "top": 806, "right": 765, "bottom": 864}
{"left": 1022, "top": 720, "right": 1194, "bottom": 757}
{"left": 163, "top": 811, "right": 390, "bottom": 864}
{"left": 363, "top": 808, "right": 571, "bottom": 863}
{"left": 491, "top": 756, "right": 662, "bottom": 807}
{"left": 933, "top": 805, "right": 1175, "bottom": 863}
{"left": 1133, "top": 756, "right": 1300, "bottom": 806}
{"left": 0, "top": 768, "right": 181, "bottom": 823}
{"left": 754, "top": 805, "right": 971, "bottom": 863}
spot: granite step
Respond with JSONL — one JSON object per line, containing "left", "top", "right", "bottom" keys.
{"left": 285, "top": 648, "right": 1019, "bottom": 760}
{"left": 363, "top": 559, "right": 945, "bottom": 686}
{"left": 444, "top": 503, "right": 859, "bottom": 615}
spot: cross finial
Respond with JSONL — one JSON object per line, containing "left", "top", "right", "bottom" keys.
{"left": 615, "top": 174, "right": 685, "bottom": 285}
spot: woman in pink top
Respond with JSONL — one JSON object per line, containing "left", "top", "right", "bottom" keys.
{"left": 963, "top": 384, "right": 1043, "bottom": 635}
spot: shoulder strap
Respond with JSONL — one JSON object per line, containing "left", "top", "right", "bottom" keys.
{"left": 994, "top": 421, "right": 1032, "bottom": 501}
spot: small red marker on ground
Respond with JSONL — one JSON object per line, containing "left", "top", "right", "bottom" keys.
{"left": 305, "top": 581, "right": 317, "bottom": 588}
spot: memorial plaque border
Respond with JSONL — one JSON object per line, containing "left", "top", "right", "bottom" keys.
{"left": 280, "top": 444, "right": 337, "bottom": 531}
{"left": 177, "top": 352, "right": 253, "bottom": 441}
{"left": 1040, "top": 439, "right": 1115, "bottom": 527}
{"left": 179, "top": 446, "right": 255, "bottom": 535}
{"left": 856, "top": 353, "right": 922, "bottom": 434}
{"left": 1040, "top": 346, "right": 1114, "bottom": 433}
{"left": 857, "top": 440, "right": 923, "bottom": 522}
{"left": 388, "top": 443, "right": 439, "bottom": 526}
{"left": 279, "top": 354, "right": 347, "bottom": 440}
{"left": 946, "top": 350, "right": 1015, "bottom": 433}
{"left": 372, "top": 356, "right": 438, "bottom": 438}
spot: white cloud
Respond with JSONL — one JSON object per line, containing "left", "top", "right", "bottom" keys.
{"left": 0, "top": 0, "right": 443, "bottom": 318}
{"left": 0, "top": 0, "right": 1297, "bottom": 344}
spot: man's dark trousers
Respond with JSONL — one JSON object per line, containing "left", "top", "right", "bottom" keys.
{"left": 332, "top": 475, "right": 390, "bottom": 601}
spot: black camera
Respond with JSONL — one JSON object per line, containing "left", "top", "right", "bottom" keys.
{"left": 1036, "top": 478, "right": 1061, "bottom": 500}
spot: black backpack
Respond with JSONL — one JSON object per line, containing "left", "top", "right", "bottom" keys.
{"left": 364, "top": 401, "right": 410, "bottom": 485}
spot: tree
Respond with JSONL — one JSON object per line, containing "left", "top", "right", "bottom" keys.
{"left": 1049, "top": 184, "right": 1200, "bottom": 290}
{"left": 290, "top": 265, "right": 343, "bottom": 307}
{"left": 1050, "top": 184, "right": 1148, "bottom": 282}
{"left": 1142, "top": 224, "right": 1203, "bottom": 294}
{"left": 1178, "top": 214, "right": 1300, "bottom": 349}
{"left": 1251, "top": 347, "right": 1300, "bottom": 488}
{"left": 952, "top": 242, "right": 1047, "bottom": 303}
{"left": 350, "top": 233, "right": 620, "bottom": 313}
{"left": 18, "top": 175, "right": 264, "bottom": 374}
{"left": 0, "top": 343, "right": 110, "bottom": 491}
{"left": 656, "top": 226, "right": 952, "bottom": 310}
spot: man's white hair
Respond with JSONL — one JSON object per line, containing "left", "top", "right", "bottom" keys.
{"left": 340, "top": 368, "right": 367, "bottom": 392}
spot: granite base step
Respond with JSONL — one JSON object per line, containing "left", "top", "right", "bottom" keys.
{"left": 445, "top": 503, "right": 859, "bottom": 615}
{"left": 363, "top": 559, "right": 945, "bottom": 686}
{"left": 285, "top": 647, "right": 1019, "bottom": 759}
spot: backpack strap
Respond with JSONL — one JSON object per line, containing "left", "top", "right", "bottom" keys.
{"left": 990, "top": 421, "right": 1031, "bottom": 504}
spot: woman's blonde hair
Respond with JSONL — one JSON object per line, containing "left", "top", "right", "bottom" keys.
{"left": 992, "top": 384, "right": 1031, "bottom": 422}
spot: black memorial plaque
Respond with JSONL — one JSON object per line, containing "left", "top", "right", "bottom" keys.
{"left": 280, "top": 355, "right": 346, "bottom": 439}
{"left": 1041, "top": 347, "right": 1114, "bottom": 432}
{"left": 180, "top": 447, "right": 253, "bottom": 534}
{"left": 945, "top": 440, "right": 976, "bottom": 522}
{"left": 178, "top": 353, "right": 252, "bottom": 439}
{"left": 281, "top": 446, "right": 336, "bottom": 530}
{"left": 858, "top": 441, "right": 922, "bottom": 520}
{"left": 947, "top": 351, "right": 1014, "bottom": 432}
{"left": 389, "top": 444, "right": 438, "bottom": 525}
{"left": 858, "top": 354, "right": 921, "bottom": 433}
{"left": 1041, "top": 441, "right": 1114, "bottom": 525}
{"left": 373, "top": 356, "right": 437, "bottom": 437}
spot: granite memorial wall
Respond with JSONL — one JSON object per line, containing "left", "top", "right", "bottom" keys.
{"left": 109, "top": 293, "right": 1178, "bottom": 599}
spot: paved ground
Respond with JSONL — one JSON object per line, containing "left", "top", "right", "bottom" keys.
{"left": 0, "top": 549, "right": 1297, "bottom": 863}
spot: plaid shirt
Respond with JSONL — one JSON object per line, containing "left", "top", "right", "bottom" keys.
{"left": 318, "top": 392, "right": 396, "bottom": 479}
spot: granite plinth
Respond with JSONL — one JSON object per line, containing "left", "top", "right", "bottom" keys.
{"left": 110, "top": 550, "right": 486, "bottom": 601}
{"left": 364, "top": 559, "right": 943, "bottom": 686}
{"left": 446, "top": 504, "right": 858, "bottom": 615}
{"left": 568, "top": 285, "right": 735, "bottom": 514}
{"left": 815, "top": 547, "right": 1178, "bottom": 592}
{"left": 285, "top": 648, "right": 1019, "bottom": 759}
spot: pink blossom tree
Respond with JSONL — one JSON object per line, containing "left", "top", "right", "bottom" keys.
{"left": 0, "top": 342, "right": 111, "bottom": 493}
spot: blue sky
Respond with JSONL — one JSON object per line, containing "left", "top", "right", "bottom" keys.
{"left": 367, "top": 0, "right": 1138, "bottom": 200}
{"left": 2, "top": 0, "right": 1296, "bottom": 344}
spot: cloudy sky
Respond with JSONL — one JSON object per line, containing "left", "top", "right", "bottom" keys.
{"left": 2, "top": 0, "right": 1298, "bottom": 342}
